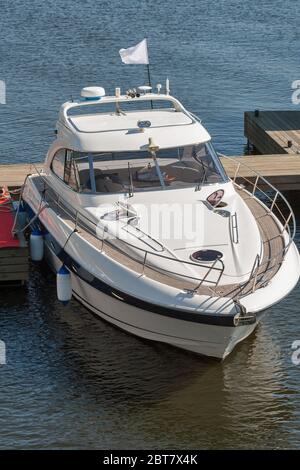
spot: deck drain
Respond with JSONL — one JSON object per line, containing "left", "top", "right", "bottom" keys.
{"left": 190, "top": 249, "right": 223, "bottom": 263}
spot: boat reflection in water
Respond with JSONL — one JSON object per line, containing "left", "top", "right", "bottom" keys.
{"left": 0, "top": 262, "right": 298, "bottom": 449}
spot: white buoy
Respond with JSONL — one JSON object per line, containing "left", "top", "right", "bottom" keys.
{"left": 30, "top": 228, "right": 44, "bottom": 261}
{"left": 57, "top": 265, "right": 72, "bottom": 305}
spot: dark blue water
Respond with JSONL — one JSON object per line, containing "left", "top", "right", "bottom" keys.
{"left": 1, "top": 0, "right": 300, "bottom": 449}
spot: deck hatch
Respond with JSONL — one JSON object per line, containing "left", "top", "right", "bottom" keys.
{"left": 190, "top": 249, "right": 223, "bottom": 263}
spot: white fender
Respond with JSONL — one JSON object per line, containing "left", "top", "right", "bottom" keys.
{"left": 57, "top": 265, "right": 72, "bottom": 305}
{"left": 30, "top": 229, "right": 44, "bottom": 261}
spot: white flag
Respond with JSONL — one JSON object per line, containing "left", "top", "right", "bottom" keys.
{"left": 119, "top": 39, "right": 149, "bottom": 65}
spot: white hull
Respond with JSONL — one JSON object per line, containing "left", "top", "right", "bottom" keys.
{"left": 20, "top": 87, "right": 300, "bottom": 361}
{"left": 22, "top": 174, "right": 300, "bottom": 360}
{"left": 45, "top": 241, "right": 257, "bottom": 360}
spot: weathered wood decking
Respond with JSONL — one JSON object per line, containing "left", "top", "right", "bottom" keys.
{"left": 0, "top": 247, "right": 29, "bottom": 284}
{"left": 223, "top": 154, "right": 300, "bottom": 191}
{"left": 245, "top": 110, "right": 300, "bottom": 155}
{"left": 0, "top": 198, "right": 29, "bottom": 285}
{"left": 0, "top": 163, "right": 43, "bottom": 189}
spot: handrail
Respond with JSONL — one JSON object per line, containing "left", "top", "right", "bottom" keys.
{"left": 27, "top": 156, "right": 295, "bottom": 299}
{"left": 60, "top": 93, "right": 195, "bottom": 128}
{"left": 186, "top": 111, "right": 202, "bottom": 123}
{"left": 220, "top": 153, "right": 296, "bottom": 241}
{"left": 37, "top": 180, "right": 225, "bottom": 288}
{"left": 229, "top": 212, "right": 239, "bottom": 244}
{"left": 219, "top": 154, "right": 296, "bottom": 295}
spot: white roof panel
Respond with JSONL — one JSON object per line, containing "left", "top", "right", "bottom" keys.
{"left": 56, "top": 94, "right": 211, "bottom": 152}
{"left": 68, "top": 109, "right": 193, "bottom": 133}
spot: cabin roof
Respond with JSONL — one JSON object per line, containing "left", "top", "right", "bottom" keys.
{"left": 56, "top": 93, "right": 211, "bottom": 152}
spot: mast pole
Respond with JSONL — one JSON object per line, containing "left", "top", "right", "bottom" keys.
{"left": 146, "top": 38, "right": 153, "bottom": 109}
{"left": 147, "top": 63, "right": 152, "bottom": 88}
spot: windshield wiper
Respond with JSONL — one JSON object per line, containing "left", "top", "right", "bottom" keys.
{"left": 195, "top": 157, "right": 208, "bottom": 191}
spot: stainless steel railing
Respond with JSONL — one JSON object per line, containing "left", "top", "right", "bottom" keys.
{"left": 28, "top": 157, "right": 295, "bottom": 298}
{"left": 220, "top": 155, "right": 296, "bottom": 239}
{"left": 37, "top": 179, "right": 225, "bottom": 289}
{"left": 219, "top": 154, "right": 296, "bottom": 297}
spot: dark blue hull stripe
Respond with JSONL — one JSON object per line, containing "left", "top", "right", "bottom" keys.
{"left": 25, "top": 200, "right": 238, "bottom": 327}
{"left": 73, "top": 290, "right": 221, "bottom": 345}
{"left": 55, "top": 242, "right": 237, "bottom": 327}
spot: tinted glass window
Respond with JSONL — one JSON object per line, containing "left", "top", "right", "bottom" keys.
{"left": 64, "top": 150, "right": 79, "bottom": 191}
{"left": 52, "top": 149, "right": 66, "bottom": 180}
{"left": 71, "top": 143, "right": 227, "bottom": 194}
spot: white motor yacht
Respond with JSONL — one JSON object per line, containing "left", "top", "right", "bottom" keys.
{"left": 22, "top": 84, "right": 300, "bottom": 359}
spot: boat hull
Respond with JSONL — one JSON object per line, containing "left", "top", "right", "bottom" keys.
{"left": 44, "top": 240, "right": 257, "bottom": 360}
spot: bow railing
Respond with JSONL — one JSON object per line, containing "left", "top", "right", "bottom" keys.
{"left": 219, "top": 154, "right": 296, "bottom": 296}
{"left": 27, "top": 157, "right": 296, "bottom": 299}
{"left": 38, "top": 180, "right": 225, "bottom": 291}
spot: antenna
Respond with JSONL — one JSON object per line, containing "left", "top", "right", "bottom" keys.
{"left": 166, "top": 78, "right": 170, "bottom": 95}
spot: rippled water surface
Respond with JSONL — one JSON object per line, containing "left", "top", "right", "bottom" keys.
{"left": 0, "top": 0, "right": 300, "bottom": 449}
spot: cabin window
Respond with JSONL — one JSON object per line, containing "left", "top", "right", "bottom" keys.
{"left": 51, "top": 149, "right": 79, "bottom": 191}
{"left": 68, "top": 142, "right": 228, "bottom": 194}
{"left": 51, "top": 149, "right": 66, "bottom": 180}
{"left": 64, "top": 150, "right": 80, "bottom": 191}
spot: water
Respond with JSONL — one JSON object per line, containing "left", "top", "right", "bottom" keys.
{"left": 0, "top": 0, "right": 300, "bottom": 449}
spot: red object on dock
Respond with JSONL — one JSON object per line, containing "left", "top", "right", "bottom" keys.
{"left": 0, "top": 187, "right": 20, "bottom": 249}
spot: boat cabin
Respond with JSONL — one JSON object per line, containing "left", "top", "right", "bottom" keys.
{"left": 46, "top": 88, "right": 228, "bottom": 195}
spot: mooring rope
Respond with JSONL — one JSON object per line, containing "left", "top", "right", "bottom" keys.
{"left": 12, "top": 204, "right": 48, "bottom": 236}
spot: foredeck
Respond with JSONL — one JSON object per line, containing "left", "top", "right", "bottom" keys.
{"left": 31, "top": 175, "right": 287, "bottom": 302}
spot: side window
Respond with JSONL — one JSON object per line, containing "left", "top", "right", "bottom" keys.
{"left": 51, "top": 149, "right": 79, "bottom": 191}
{"left": 64, "top": 150, "right": 79, "bottom": 191}
{"left": 51, "top": 149, "right": 66, "bottom": 180}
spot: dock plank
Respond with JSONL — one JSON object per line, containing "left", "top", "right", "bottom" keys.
{"left": 0, "top": 198, "right": 29, "bottom": 285}
{"left": 0, "top": 163, "right": 43, "bottom": 188}
{"left": 0, "top": 272, "right": 28, "bottom": 282}
{"left": 245, "top": 110, "right": 300, "bottom": 154}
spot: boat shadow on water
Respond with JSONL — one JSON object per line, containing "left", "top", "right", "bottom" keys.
{"left": 0, "top": 262, "right": 296, "bottom": 449}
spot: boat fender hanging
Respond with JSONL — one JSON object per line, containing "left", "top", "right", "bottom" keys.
{"left": 30, "top": 228, "right": 44, "bottom": 262}
{"left": 57, "top": 265, "right": 72, "bottom": 305}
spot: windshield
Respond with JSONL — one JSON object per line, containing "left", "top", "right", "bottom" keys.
{"left": 71, "top": 142, "right": 228, "bottom": 194}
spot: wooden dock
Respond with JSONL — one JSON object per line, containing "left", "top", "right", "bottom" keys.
{"left": 222, "top": 154, "right": 300, "bottom": 191}
{"left": 0, "top": 163, "right": 43, "bottom": 189}
{"left": 0, "top": 195, "right": 29, "bottom": 286}
{"left": 0, "top": 246, "right": 29, "bottom": 285}
{"left": 245, "top": 110, "right": 300, "bottom": 155}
